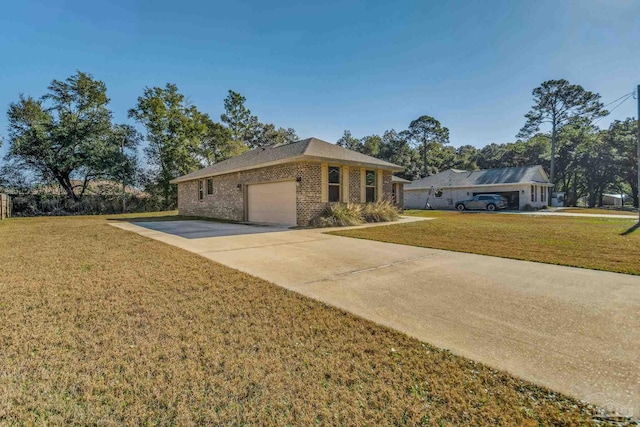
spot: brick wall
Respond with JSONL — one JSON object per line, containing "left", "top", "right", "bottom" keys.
{"left": 177, "top": 161, "right": 397, "bottom": 226}
{"left": 349, "top": 168, "right": 361, "bottom": 202}
{"left": 382, "top": 171, "right": 392, "bottom": 202}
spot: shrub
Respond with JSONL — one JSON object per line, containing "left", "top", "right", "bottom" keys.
{"left": 311, "top": 201, "right": 400, "bottom": 227}
{"left": 311, "top": 203, "right": 364, "bottom": 227}
{"left": 523, "top": 203, "right": 535, "bottom": 211}
{"left": 362, "top": 200, "right": 400, "bottom": 223}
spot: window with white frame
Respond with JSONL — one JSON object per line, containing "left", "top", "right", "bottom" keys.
{"left": 198, "top": 180, "right": 204, "bottom": 201}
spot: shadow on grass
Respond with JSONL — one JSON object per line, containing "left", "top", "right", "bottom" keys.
{"left": 620, "top": 222, "right": 640, "bottom": 236}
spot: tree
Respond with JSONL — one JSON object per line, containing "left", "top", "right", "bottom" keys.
{"left": 109, "top": 124, "right": 141, "bottom": 192}
{"left": 247, "top": 123, "right": 298, "bottom": 148}
{"left": 518, "top": 79, "right": 607, "bottom": 197}
{"left": 406, "top": 115, "right": 450, "bottom": 177}
{"left": 576, "top": 126, "right": 617, "bottom": 207}
{"left": 605, "top": 118, "right": 639, "bottom": 207}
{"left": 5, "top": 71, "right": 130, "bottom": 201}
{"left": 378, "top": 130, "right": 420, "bottom": 179}
{"left": 360, "top": 135, "right": 382, "bottom": 157}
{"left": 336, "top": 130, "right": 363, "bottom": 152}
{"left": 129, "top": 83, "right": 207, "bottom": 209}
{"left": 198, "top": 117, "right": 246, "bottom": 166}
{"left": 452, "top": 145, "right": 479, "bottom": 171}
{"left": 220, "top": 90, "right": 259, "bottom": 146}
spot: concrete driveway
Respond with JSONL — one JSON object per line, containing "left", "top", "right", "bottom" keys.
{"left": 111, "top": 219, "right": 640, "bottom": 414}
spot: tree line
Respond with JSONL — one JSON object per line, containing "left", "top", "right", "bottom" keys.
{"left": 0, "top": 71, "right": 298, "bottom": 210}
{"left": 1, "top": 72, "right": 637, "bottom": 211}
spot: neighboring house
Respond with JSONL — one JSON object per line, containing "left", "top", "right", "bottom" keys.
{"left": 601, "top": 194, "right": 624, "bottom": 207}
{"left": 171, "top": 137, "right": 404, "bottom": 226}
{"left": 404, "top": 165, "right": 552, "bottom": 210}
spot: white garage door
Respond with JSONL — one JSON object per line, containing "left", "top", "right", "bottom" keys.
{"left": 247, "top": 181, "right": 297, "bottom": 226}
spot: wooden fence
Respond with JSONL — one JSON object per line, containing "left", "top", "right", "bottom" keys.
{"left": 0, "top": 194, "right": 11, "bottom": 220}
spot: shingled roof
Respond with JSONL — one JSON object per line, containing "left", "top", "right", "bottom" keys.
{"left": 171, "top": 137, "right": 403, "bottom": 183}
{"left": 405, "top": 166, "right": 551, "bottom": 190}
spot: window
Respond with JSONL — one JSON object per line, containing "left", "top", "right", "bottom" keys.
{"left": 198, "top": 180, "right": 204, "bottom": 201}
{"left": 207, "top": 178, "right": 213, "bottom": 195}
{"left": 365, "top": 170, "right": 376, "bottom": 203}
{"left": 531, "top": 185, "right": 535, "bottom": 202}
{"left": 328, "top": 166, "right": 341, "bottom": 202}
{"left": 541, "top": 187, "right": 545, "bottom": 202}
{"left": 392, "top": 185, "right": 396, "bottom": 204}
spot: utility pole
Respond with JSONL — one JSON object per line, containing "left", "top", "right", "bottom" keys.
{"left": 637, "top": 84, "right": 639, "bottom": 222}
{"left": 121, "top": 134, "right": 126, "bottom": 214}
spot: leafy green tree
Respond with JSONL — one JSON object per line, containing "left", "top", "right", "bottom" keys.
{"left": 129, "top": 83, "right": 207, "bottom": 209}
{"left": 248, "top": 123, "right": 298, "bottom": 148}
{"left": 221, "top": 90, "right": 298, "bottom": 148}
{"left": 220, "top": 90, "right": 259, "bottom": 146}
{"left": 604, "top": 118, "right": 638, "bottom": 207}
{"left": 379, "top": 130, "right": 421, "bottom": 180}
{"left": 577, "top": 126, "right": 618, "bottom": 207}
{"left": 5, "top": 71, "right": 131, "bottom": 201}
{"left": 452, "top": 145, "right": 479, "bottom": 170}
{"left": 518, "top": 79, "right": 607, "bottom": 194}
{"left": 336, "top": 130, "right": 363, "bottom": 152}
{"left": 198, "top": 117, "right": 246, "bottom": 166}
{"left": 406, "top": 115, "right": 450, "bottom": 177}
{"left": 360, "top": 135, "right": 382, "bottom": 157}
{"left": 109, "top": 124, "right": 141, "bottom": 191}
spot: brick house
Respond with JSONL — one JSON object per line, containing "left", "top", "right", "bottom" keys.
{"left": 171, "top": 138, "right": 404, "bottom": 226}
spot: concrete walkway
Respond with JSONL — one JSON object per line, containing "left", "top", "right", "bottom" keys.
{"left": 111, "top": 219, "right": 640, "bottom": 414}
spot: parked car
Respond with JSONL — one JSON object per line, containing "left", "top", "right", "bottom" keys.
{"left": 455, "top": 194, "right": 508, "bottom": 211}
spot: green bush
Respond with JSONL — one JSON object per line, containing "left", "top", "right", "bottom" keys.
{"left": 312, "top": 201, "right": 399, "bottom": 227}
{"left": 362, "top": 200, "right": 400, "bottom": 223}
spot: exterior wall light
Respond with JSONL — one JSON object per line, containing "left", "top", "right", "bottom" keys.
{"left": 296, "top": 177, "right": 302, "bottom": 182}
{"left": 237, "top": 184, "right": 242, "bottom": 190}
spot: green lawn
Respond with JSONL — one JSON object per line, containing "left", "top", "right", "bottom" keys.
{"left": 0, "top": 214, "right": 602, "bottom": 425}
{"left": 331, "top": 210, "right": 640, "bottom": 275}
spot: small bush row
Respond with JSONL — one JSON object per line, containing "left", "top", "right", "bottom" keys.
{"left": 312, "top": 201, "right": 399, "bottom": 227}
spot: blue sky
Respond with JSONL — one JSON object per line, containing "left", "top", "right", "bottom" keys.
{"left": 1, "top": 0, "right": 638, "bottom": 158}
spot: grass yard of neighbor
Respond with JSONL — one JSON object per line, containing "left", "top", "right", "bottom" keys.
{"left": 0, "top": 214, "right": 602, "bottom": 425}
{"left": 332, "top": 210, "right": 640, "bottom": 275}
{"left": 557, "top": 208, "right": 637, "bottom": 216}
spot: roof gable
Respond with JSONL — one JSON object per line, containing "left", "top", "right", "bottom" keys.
{"left": 171, "top": 137, "right": 402, "bottom": 183}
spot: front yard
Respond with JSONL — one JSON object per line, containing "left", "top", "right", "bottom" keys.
{"left": 0, "top": 214, "right": 601, "bottom": 425}
{"left": 332, "top": 210, "right": 640, "bottom": 275}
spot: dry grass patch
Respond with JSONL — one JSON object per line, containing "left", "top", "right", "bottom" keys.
{"left": 332, "top": 210, "right": 640, "bottom": 275}
{"left": 0, "top": 215, "right": 603, "bottom": 425}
